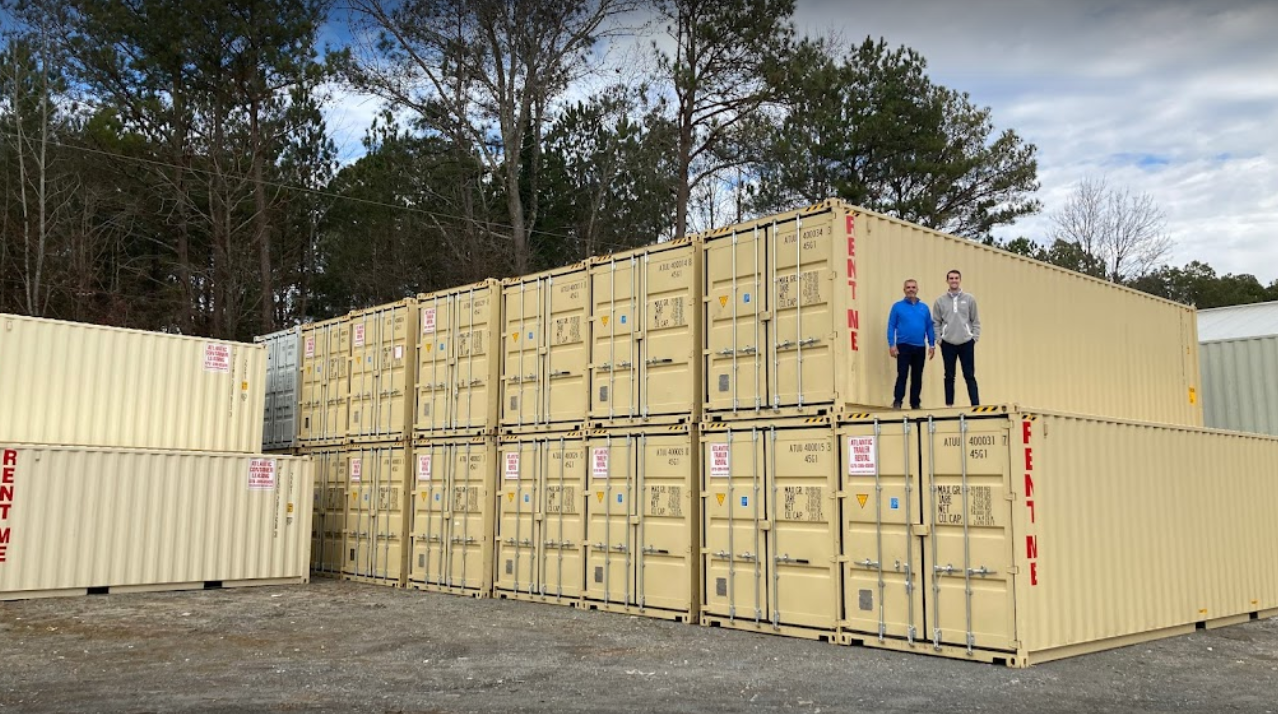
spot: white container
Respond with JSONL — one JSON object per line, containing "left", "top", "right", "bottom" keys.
{"left": 0, "top": 444, "right": 313, "bottom": 599}
{"left": 0, "top": 313, "right": 266, "bottom": 453}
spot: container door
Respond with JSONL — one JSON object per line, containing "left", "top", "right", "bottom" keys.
{"left": 299, "top": 330, "right": 320, "bottom": 441}
{"left": 411, "top": 441, "right": 449, "bottom": 586}
{"left": 454, "top": 286, "right": 497, "bottom": 432}
{"left": 771, "top": 213, "right": 835, "bottom": 410}
{"left": 546, "top": 274, "right": 590, "bottom": 425}
{"left": 373, "top": 446, "right": 408, "bottom": 582}
{"left": 417, "top": 294, "right": 454, "bottom": 433}
{"left": 448, "top": 439, "right": 492, "bottom": 590}
{"left": 591, "top": 259, "right": 640, "bottom": 421}
{"left": 842, "top": 418, "right": 926, "bottom": 643}
{"left": 318, "top": 449, "right": 346, "bottom": 575}
{"left": 643, "top": 247, "right": 697, "bottom": 419}
{"left": 921, "top": 417, "right": 1016, "bottom": 652}
{"left": 344, "top": 449, "right": 368, "bottom": 576}
{"left": 496, "top": 439, "right": 542, "bottom": 594}
{"left": 309, "top": 446, "right": 323, "bottom": 571}
{"left": 585, "top": 434, "right": 637, "bottom": 604}
{"left": 702, "top": 427, "right": 768, "bottom": 622}
{"left": 276, "top": 330, "right": 299, "bottom": 447}
{"left": 264, "top": 338, "right": 278, "bottom": 447}
{"left": 638, "top": 431, "right": 697, "bottom": 613}
{"left": 376, "top": 305, "right": 414, "bottom": 438}
{"left": 768, "top": 426, "right": 841, "bottom": 631}
{"left": 705, "top": 230, "right": 767, "bottom": 414}
{"left": 349, "top": 312, "right": 376, "bottom": 439}
{"left": 324, "top": 323, "right": 350, "bottom": 441}
{"left": 502, "top": 281, "right": 543, "bottom": 427}
{"left": 542, "top": 437, "right": 587, "bottom": 597}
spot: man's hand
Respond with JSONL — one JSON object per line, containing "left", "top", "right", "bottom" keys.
{"left": 889, "top": 346, "right": 899, "bottom": 358}
{"left": 928, "top": 346, "right": 935, "bottom": 360}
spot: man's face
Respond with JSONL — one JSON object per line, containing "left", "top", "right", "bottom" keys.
{"left": 947, "top": 272, "right": 961, "bottom": 291}
{"left": 903, "top": 281, "right": 919, "bottom": 299}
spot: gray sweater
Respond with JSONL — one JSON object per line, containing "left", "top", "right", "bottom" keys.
{"left": 933, "top": 290, "right": 981, "bottom": 345}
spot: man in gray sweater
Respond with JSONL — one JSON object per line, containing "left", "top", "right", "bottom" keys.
{"left": 933, "top": 269, "right": 980, "bottom": 406}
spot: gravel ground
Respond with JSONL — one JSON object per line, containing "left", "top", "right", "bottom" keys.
{"left": 1, "top": 578, "right": 1276, "bottom": 713}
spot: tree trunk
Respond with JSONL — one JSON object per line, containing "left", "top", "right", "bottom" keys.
{"left": 251, "top": 97, "right": 274, "bottom": 332}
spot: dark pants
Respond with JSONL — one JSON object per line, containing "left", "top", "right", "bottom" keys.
{"left": 941, "top": 340, "right": 979, "bottom": 406}
{"left": 893, "top": 343, "right": 927, "bottom": 408}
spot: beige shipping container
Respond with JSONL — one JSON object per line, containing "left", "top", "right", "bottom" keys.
{"left": 501, "top": 264, "right": 591, "bottom": 432}
{"left": 416, "top": 281, "right": 502, "bottom": 437}
{"left": 408, "top": 436, "right": 497, "bottom": 597}
{"left": 301, "top": 445, "right": 346, "bottom": 577}
{"left": 349, "top": 300, "right": 418, "bottom": 443}
{"left": 588, "top": 239, "right": 702, "bottom": 427}
{"left": 837, "top": 406, "right": 1278, "bottom": 666}
{"left": 299, "top": 317, "right": 350, "bottom": 445}
{"left": 701, "top": 200, "right": 1202, "bottom": 426}
{"left": 494, "top": 432, "right": 587, "bottom": 605}
{"left": 0, "top": 444, "right": 312, "bottom": 600}
{"left": 0, "top": 313, "right": 265, "bottom": 453}
{"left": 342, "top": 442, "right": 410, "bottom": 586}
{"left": 699, "top": 417, "right": 843, "bottom": 641}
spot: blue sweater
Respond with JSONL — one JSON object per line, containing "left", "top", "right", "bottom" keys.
{"left": 887, "top": 298, "right": 936, "bottom": 348}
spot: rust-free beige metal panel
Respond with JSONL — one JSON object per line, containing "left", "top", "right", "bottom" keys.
{"left": 500, "top": 265, "right": 591, "bottom": 432}
{"left": 0, "top": 444, "right": 312, "bottom": 599}
{"left": 700, "top": 201, "right": 1203, "bottom": 426}
{"left": 837, "top": 406, "right": 1278, "bottom": 666}
{"left": 349, "top": 300, "right": 418, "bottom": 443}
{"left": 300, "top": 445, "right": 345, "bottom": 577}
{"left": 1199, "top": 336, "right": 1278, "bottom": 435}
{"left": 494, "top": 432, "right": 587, "bottom": 604}
{"left": 415, "top": 281, "right": 502, "bottom": 437}
{"left": 699, "top": 419, "right": 842, "bottom": 639}
{"left": 408, "top": 436, "right": 496, "bottom": 597}
{"left": 0, "top": 313, "right": 265, "bottom": 453}
{"left": 299, "top": 317, "right": 350, "bottom": 445}
{"left": 341, "top": 442, "right": 410, "bottom": 586}
{"left": 588, "top": 239, "right": 702, "bottom": 426}
{"left": 580, "top": 424, "right": 700, "bottom": 622}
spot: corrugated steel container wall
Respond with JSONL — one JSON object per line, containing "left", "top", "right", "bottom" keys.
{"left": 341, "top": 442, "right": 410, "bottom": 586}
{"left": 500, "top": 264, "right": 591, "bottom": 432}
{"left": 0, "top": 313, "right": 266, "bottom": 453}
{"left": 1199, "top": 336, "right": 1278, "bottom": 435}
{"left": 300, "top": 445, "right": 346, "bottom": 577}
{"left": 836, "top": 406, "right": 1278, "bottom": 666}
{"left": 699, "top": 418, "right": 843, "bottom": 640}
{"left": 408, "top": 435, "right": 497, "bottom": 597}
{"left": 0, "top": 444, "right": 312, "bottom": 599}
{"left": 587, "top": 238, "right": 702, "bottom": 427}
{"left": 700, "top": 201, "right": 1203, "bottom": 426}
{"left": 348, "top": 300, "right": 418, "bottom": 443}
{"left": 299, "top": 317, "right": 350, "bottom": 445}
{"left": 494, "top": 432, "right": 588, "bottom": 605}
{"left": 579, "top": 424, "right": 700, "bottom": 622}
{"left": 257, "top": 326, "right": 301, "bottom": 451}
{"left": 416, "top": 280, "right": 503, "bottom": 437}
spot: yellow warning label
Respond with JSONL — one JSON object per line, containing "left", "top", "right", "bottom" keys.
{"left": 241, "top": 381, "right": 248, "bottom": 391}
{"left": 508, "top": 492, "right": 515, "bottom": 501}
{"left": 856, "top": 494, "right": 869, "bottom": 508}
{"left": 597, "top": 491, "right": 605, "bottom": 502}
{"left": 1189, "top": 387, "right": 1197, "bottom": 404}
{"left": 719, "top": 295, "right": 728, "bottom": 307}
{"left": 601, "top": 315, "right": 610, "bottom": 326}
{"left": 287, "top": 502, "right": 294, "bottom": 514}
{"left": 716, "top": 493, "right": 726, "bottom": 506}
{"left": 510, "top": 332, "right": 518, "bottom": 342}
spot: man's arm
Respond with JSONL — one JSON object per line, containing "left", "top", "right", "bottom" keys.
{"left": 970, "top": 296, "right": 980, "bottom": 342}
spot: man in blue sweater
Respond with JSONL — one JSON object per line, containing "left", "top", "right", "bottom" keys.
{"left": 886, "top": 278, "right": 936, "bottom": 410}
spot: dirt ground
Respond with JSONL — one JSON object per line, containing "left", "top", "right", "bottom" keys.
{"left": 1, "top": 578, "right": 1276, "bottom": 714}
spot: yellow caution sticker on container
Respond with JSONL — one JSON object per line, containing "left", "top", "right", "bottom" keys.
{"left": 597, "top": 491, "right": 605, "bottom": 503}
{"left": 601, "top": 315, "right": 609, "bottom": 326}
{"left": 856, "top": 493, "right": 869, "bottom": 508}
{"left": 716, "top": 493, "right": 725, "bottom": 506}
{"left": 719, "top": 295, "right": 728, "bottom": 307}
{"left": 287, "top": 502, "right": 294, "bottom": 514}
{"left": 241, "top": 381, "right": 248, "bottom": 391}
{"left": 510, "top": 332, "right": 518, "bottom": 342}
{"left": 508, "top": 492, "right": 515, "bottom": 501}
{"left": 1189, "top": 387, "right": 1197, "bottom": 404}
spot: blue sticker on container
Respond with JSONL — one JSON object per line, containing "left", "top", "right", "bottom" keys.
{"left": 744, "top": 293, "right": 751, "bottom": 303}
{"left": 434, "top": 493, "right": 441, "bottom": 501}
{"left": 524, "top": 494, "right": 530, "bottom": 503}
{"left": 741, "top": 496, "right": 748, "bottom": 507}
{"left": 366, "top": 355, "right": 373, "bottom": 363}
{"left": 620, "top": 315, "right": 627, "bottom": 324}
{"left": 363, "top": 493, "right": 370, "bottom": 502}
{"left": 617, "top": 494, "right": 624, "bottom": 503}
{"left": 528, "top": 332, "right": 534, "bottom": 340}
{"left": 439, "top": 342, "right": 445, "bottom": 351}
{"left": 890, "top": 497, "right": 900, "bottom": 510}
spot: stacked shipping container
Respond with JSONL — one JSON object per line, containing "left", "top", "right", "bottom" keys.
{"left": 1, "top": 314, "right": 314, "bottom": 600}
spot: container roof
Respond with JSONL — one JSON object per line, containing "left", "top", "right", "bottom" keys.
{"left": 1197, "top": 300, "right": 1278, "bottom": 342}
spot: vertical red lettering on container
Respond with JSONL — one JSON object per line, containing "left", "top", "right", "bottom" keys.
{"left": 1021, "top": 420, "right": 1039, "bottom": 586}
{"left": 0, "top": 448, "right": 15, "bottom": 563}
{"left": 844, "top": 214, "right": 859, "bottom": 351}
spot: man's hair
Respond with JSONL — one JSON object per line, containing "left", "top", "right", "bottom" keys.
{"left": 903, "top": 279, "right": 918, "bottom": 287}
{"left": 946, "top": 270, "right": 962, "bottom": 279}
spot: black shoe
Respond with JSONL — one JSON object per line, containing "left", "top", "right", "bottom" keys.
{"left": 910, "top": 405, "right": 921, "bottom": 410}
{"left": 891, "top": 401, "right": 902, "bottom": 410}
{"left": 945, "top": 403, "right": 954, "bottom": 408}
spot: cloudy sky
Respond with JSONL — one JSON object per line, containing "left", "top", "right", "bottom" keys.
{"left": 325, "top": 0, "right": 1278, "bottom": 282}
